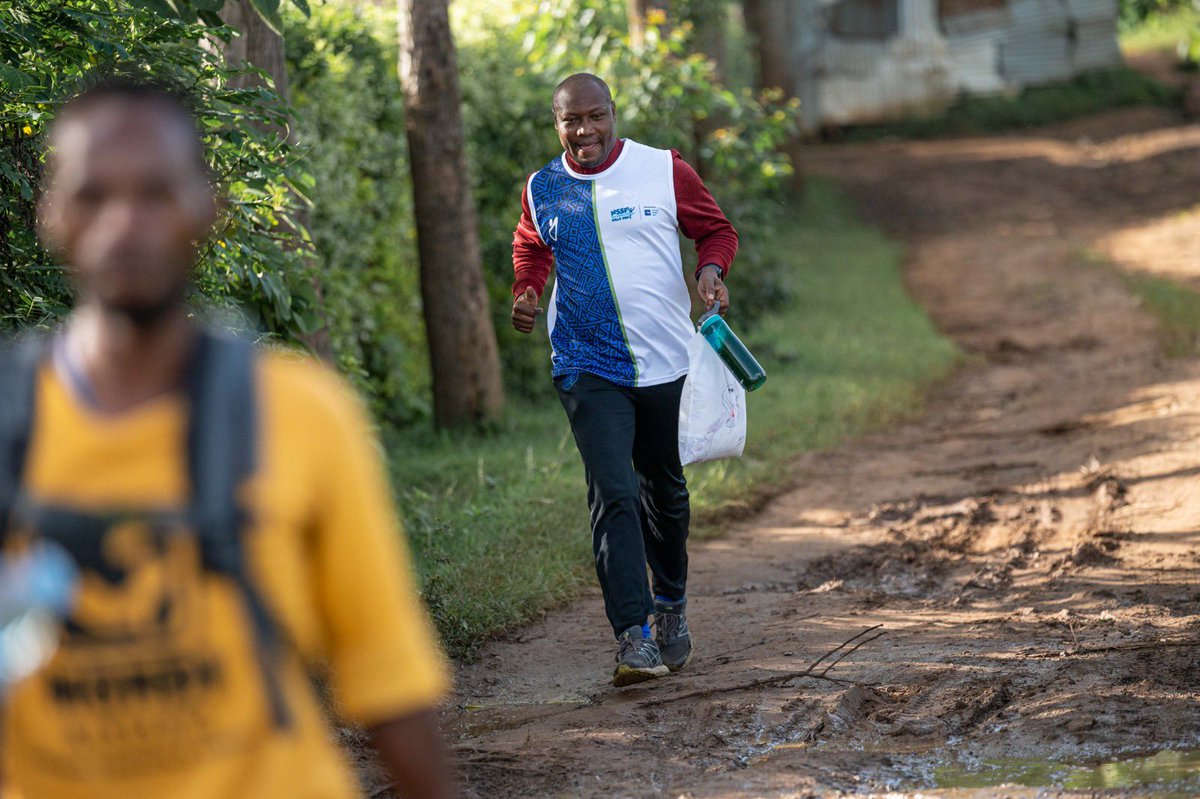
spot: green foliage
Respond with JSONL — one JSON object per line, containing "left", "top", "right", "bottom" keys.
{"left": 841, "top": 67, "right": 1179, "bottom": 141}
{"left": 398, "top": 179, "right": 959, "bottom": 658}
{"left": 0, "top": 0, "right": 320, "bottom": 342}
{"left": 283, "top": 4, "right": 430, "bottom": 425}
{"left": 124, "top": 0, "right": 311, "bottom": 34}
{"left": 1118, "top": 0, "right": 1193, "bottom": 31}
{"left": 1122, "top": 2, "right": 1200, "bottom": 68}
{"left": 454, "top": 24, "right": 561, "bottom": 401}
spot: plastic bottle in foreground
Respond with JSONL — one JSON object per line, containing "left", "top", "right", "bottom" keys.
{"left": 0, "top": 541, "right": 79, "bottom": 693}
{"left": 698, "top": 301, "right": 767, "bottom": 391}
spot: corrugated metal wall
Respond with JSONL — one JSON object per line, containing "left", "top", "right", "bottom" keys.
{"left": 814, "top": 0, "right": 958, "bottom": 124}
{"left": 1070, "top": 0, "right": 1122, "bottom": 69}
{"left": 1001, "top": 0, "right": 1073, "bottom": 83}
{"left": 796, "top": 0, "right": 1123, "bottom": 126}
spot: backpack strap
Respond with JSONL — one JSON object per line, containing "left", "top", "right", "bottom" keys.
{"left": 1, "top": 329, "right": 293, "bottom": 728}
{"left": 0, "top": 334, "right": 49, "bottom": 542}
{"left": 186, "top": 330, "right": 292, "bottom": 729}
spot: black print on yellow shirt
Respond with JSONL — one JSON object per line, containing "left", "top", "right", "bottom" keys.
{"left": 1, "top": 332, "right": 295, "bottom": 776}
{"left": 29, "top": 514, "right": 197, "bottom": 644}
{"left": 11, "top": 517, "right": 261, "bottom": 777}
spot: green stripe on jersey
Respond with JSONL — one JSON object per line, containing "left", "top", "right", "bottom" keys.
{"left": 591, "top": 181, "right": 639, "bottom": 385}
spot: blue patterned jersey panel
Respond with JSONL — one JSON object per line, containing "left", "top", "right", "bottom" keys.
{"left": 530, "top": 158, "right": 637, "bottom": 386}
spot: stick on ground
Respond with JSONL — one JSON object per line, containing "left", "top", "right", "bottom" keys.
{"left": 641, "top": 624, "right": 886, "bottom": 707}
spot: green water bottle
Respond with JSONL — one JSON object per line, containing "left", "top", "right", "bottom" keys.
{"left": 698, "top": 301, "right": 767, "bottom": 391}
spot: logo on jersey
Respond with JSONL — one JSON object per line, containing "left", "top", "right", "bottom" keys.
{"left": 548, "top": 216, "right": 559, "bottom": 242}
{"left": 610, "top": 206, "right": 635, "bottom": 222}
{"left": 644, "top": 206, "right": 661, "bottom": 217}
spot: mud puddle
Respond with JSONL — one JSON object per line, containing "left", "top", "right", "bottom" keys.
{"left": 750, "top": 746, "right": 1200, "bottom": 796}
{"left": 931, "top": 748, "right": 1200, "bottom": 795}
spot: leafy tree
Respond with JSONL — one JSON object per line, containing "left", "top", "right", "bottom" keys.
{"left": 283, "top": 3, "right": 430, "bottom": 425}
{"left": 0, "top": 0, "right": 319, "bottom": 339}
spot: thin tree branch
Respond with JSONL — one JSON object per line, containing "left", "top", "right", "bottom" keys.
{"left": 640, "top": 625, "right": 885, "bottom": 707}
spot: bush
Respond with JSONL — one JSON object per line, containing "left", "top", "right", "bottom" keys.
{"left": 284, "top": 4, "right": 431, "bottom": 425}
{"left": 0, "top": 1, "right": 321, "bottom": 340}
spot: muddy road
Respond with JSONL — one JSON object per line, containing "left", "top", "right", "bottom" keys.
{"left": 445, "top": 107, "right": 1200, "bottom": 798}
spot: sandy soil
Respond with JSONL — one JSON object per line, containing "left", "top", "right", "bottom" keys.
{"left": 441, "top": 105, "right": 1200, "bottom": 798}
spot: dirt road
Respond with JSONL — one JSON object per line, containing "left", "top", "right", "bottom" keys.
{"left": 446, "top": 106, "right": 1200, "bottom": 798}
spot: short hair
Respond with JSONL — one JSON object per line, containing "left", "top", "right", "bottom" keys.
{"left": 552, "top": 73, "right": 613, "bottom": 114}
{"left": 50, "top": 76, "right": 209, "bottom": 174}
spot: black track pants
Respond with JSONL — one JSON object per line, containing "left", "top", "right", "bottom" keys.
{"left": 556, "top": 372, "right": 690, "bottom": 638}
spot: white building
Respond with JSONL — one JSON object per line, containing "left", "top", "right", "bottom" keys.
{"left": 791, "top": 0, "right": 1123, "bottom": 128}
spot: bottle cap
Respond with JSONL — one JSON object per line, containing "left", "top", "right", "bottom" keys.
{"left": 698, "top": 299, "right": 722, "bottom": 332}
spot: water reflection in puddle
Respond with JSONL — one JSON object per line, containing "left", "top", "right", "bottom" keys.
{"left": 933, "top": 749, "right": 1200, "bottom": 795}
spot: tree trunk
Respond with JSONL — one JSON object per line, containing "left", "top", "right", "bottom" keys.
{"left": 743, "top": 0, "right": 805, "bottom": 192}
{"left": 219, "top": 1, "right": 291, "bottom": 113}
{"left": 692, "top": 1, "right": 729, "bottom": 81}
{"left": 628, "top": 0, "right": 671, "bottom": 46}
{"left": 743, "top": 0, "right": 795, "bottom": 96}
{"left": 398, "top": 0, "right": 504, "bottom": 428}
{"left": 687, "top": 0, "right": 730, "bottom": 179}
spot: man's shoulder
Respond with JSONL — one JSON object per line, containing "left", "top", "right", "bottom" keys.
{"left": 622, "top": 138, "right": 669, "bottom": 157}
{"left": 532, "top": 152, "right": 567, "bottom": 179}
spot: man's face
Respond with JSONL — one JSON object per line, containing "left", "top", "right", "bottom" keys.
{"left": 554, "top": 83, "right": 618, "bottom": 168}
{"left": 39, "top": 101, "right": 216, "bottom": 323}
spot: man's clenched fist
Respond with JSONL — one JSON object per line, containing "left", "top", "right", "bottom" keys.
{"left": 511, "top": 286, "right": 543, "bottom": 334}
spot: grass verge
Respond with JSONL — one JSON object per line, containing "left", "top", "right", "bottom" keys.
{"left": 838, "top": 67, "right": 1178, "bottom": 142}
{"left": 1122, "top": 272, "right": 1200, "bottom": 357}
{"left": 389, "top": 177, "right": 959, "bottom": 659}
{"left": 1084, "top": 248, "right": 1200, "bottom": 357}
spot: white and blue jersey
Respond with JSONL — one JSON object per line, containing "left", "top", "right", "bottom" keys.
{"left": 526, "top": 140, "right": 694, "bottom": 388}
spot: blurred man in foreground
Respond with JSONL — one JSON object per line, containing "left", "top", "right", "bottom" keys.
{"left": 0, "top": 79, "right": 454, "bottom": 799}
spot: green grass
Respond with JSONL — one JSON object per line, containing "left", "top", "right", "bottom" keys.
{"left": 388, "top": 178, "right": 959, "bottom": 659}
{"left": 1120, "top": 8, "right": 1200, "bottom": 56}
{"left": 839, "top": 67, "right": 1178, "bottom": 142}
{"left": 1122, "top": 272, "right": 1200, "bottom": 356}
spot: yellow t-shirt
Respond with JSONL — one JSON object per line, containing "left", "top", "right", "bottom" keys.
{"left": 2, "top": 350, "right": 449, "bottom": 799}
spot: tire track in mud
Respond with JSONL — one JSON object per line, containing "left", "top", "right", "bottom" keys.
{"left": 443, "top": 107, "right": 1200, "bottom": 798}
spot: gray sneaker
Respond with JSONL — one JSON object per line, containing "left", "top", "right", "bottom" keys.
{"left": 613, "top": 626, "right": 669, "bottom": 687}
{"left": 654, "top": 598, "right": 693, "bottom": 672}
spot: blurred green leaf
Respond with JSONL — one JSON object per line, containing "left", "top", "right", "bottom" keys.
{"left": 125, "top": 0, "right": 178, "bottom": 18}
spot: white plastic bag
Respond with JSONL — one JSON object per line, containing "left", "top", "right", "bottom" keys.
{"left": 677, "top": 329, "right": 747, "bottom": 466}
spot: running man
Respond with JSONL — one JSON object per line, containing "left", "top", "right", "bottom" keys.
{"left": 510, "top": 73, "right": 738, "bottom": 686}
{"left": 0, "top": 79, "right": 454, "bottom": 798}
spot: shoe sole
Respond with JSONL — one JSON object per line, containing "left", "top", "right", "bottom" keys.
{"left": 612, "top": 663, "right": 669, "bottom": 687}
